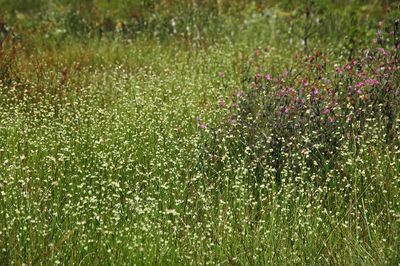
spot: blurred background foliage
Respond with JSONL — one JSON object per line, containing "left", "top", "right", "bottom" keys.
{"left": 0, "top": 0, "right": 398, "bottom": 102}
{"left": 0, "top": 0, "right": 396, "bottom": 45}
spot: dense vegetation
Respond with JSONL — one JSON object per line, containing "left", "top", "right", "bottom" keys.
{"left": 0, "top": 0, "right": 399, "bottom": 264}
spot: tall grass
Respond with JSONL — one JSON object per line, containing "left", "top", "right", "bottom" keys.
{"left": 0, "top": 0, "right": 399, "bottom": 265}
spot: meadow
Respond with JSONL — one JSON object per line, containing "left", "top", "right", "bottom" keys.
{"left": 0, "top": 0, "right": 399, "bottom": 265}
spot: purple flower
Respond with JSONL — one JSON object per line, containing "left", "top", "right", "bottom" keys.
{"left": 231, "top": 101, "right": 238, "bottom": 109}
{"left": 356, "top": 89, "right": 363, "bottom": 95}
{"left": 282, "top": 106, "right": 289, "bottom": 114}
{"left": 355, "top": 82, "right": 365, "bottom": 88}
{"left": 265, "top": 73, "right": 271, "bottom": 81}
{"left": 366, "top": 79, "right": 379, "bottom": 86}
{"left": 378, "top": 48, "right": 388, "bottom": 56}
{"left": 335, "top": 67, "right": 343, "bottom": 75}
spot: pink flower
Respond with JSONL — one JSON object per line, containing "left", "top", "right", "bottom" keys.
{"left": 218, "top": 71, "right": 225, "bottom": 78}
{"left": 378, "top": 48, "right": 388, "bottom": 56}
{"left": 256, "top": 73, "right": 262, "bottom": 80}
{"left": 355, "top": 82, "right": 365, "bottom": 88}
{"left": 312, "top": 88, "right": 318, "bottom": 95}
{"left": 357, "top": 72, "right": 366, "bottom": 78}
{"left": 199, "top": 123, "right": 207, "bottom": 129}
{"left": 282, "top": 106, "right": 289, "bottom": 114}
{"left": 348, "top": 85, "right": 353, "bottom": 93}
{"left": 366, "top": 79, "right": 379, "bottom": 86}
{"left": 300, "top": 79, "right": 309, "bottom": 87}
{"left": 265, "top": 73, "right": 271, "bottom": 81}
{"left": 356, "top": 89, "right": 363, "bottom": 95}
{"left": 219, "top": 99, "right": 227, "bottom": 108}
{"left": 196, "top": 116, "right": 207, "bottom": 129}
{"left": 335, "top": 67, "right": 343, "bottom": 75}
{"left": 277, "top": 89, "right": 286, "bottom": 97}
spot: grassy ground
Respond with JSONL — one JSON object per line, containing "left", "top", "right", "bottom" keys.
{"left": 0, "top": 0, "right": 399, "bottom": 265}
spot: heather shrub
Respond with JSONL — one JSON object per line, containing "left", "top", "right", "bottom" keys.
{"left": 211, "top": 20, "right": 399, "bottom": 186}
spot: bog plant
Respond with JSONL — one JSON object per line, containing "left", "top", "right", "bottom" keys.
{"left": 227, "top": 34, "right": 399, "bottom": 183}
{"left": 0, "top": 1, "right": 399, "bottom": 265}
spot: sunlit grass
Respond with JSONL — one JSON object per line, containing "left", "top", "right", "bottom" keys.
{"left": 0, "top": 1, "right": 399, "bottom": 265}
